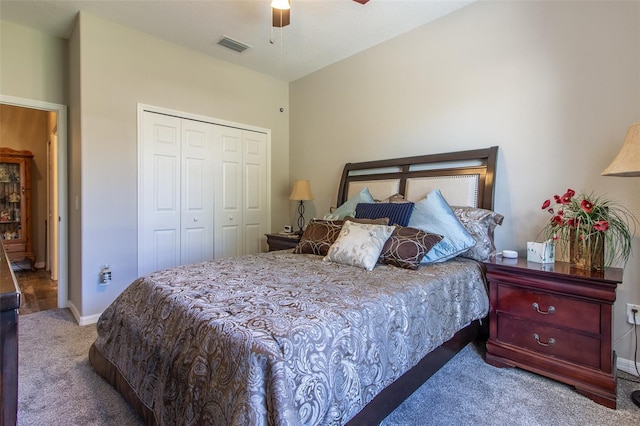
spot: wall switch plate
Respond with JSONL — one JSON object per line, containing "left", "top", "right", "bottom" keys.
{"left": 627, "top": 303, "right": 640, "bottom": 325}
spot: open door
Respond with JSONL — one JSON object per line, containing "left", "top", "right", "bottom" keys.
{"left": 47, "top": 129, "right": 59, "bottom": 280}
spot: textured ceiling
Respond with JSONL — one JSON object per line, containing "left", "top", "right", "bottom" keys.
{"left": 0, "top": 0, "right": 474, "bottom": 82}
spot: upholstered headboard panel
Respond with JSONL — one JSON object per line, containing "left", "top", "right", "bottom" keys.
{"left": 337, "top": 146, "right": 498, "bottom": 210}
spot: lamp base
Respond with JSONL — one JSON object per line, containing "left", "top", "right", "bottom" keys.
{"left": 296, "top": 200, "right": 306, "bottom": 234}
{"left": 632, "top": 390, "right": 640, "bottom": 408}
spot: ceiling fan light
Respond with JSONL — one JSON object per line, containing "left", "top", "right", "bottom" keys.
{"left": 271, "top": 0, "right": 290, "bottom": 10}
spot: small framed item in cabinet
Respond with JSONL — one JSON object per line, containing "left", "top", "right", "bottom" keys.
{"left": 0, "top": 148, "right": 35, "bottom": 269}
{"left": 484, "top": 258, "right": 622, "bottom": 409}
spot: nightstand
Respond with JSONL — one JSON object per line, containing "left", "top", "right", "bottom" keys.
{"left": 265, "top": 233, "right": 301, "bottom": 251}
{"left": 484, "top": 258, "right": 622, "bottom": 409}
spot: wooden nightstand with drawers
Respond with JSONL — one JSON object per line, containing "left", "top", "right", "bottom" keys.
{"left": 265, "top": 233, "right": 301, "bottom": 251}
{"left": 484, "top": 258, "right": 622, "bottom": 409}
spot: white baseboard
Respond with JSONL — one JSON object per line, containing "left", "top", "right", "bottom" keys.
{"left": 617, "top": 356, "right": 640, "bottom": 377}
{"left": 66, "top": 301, "right": 101, "bottom": 326}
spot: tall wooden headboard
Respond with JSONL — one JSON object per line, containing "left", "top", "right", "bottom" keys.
{"left": 337, "top": 146, "right": 499, "bottom": 211}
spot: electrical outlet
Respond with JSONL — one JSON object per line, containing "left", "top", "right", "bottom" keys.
{"left": 627, "top": 303, "right": 640, "bottom": 325}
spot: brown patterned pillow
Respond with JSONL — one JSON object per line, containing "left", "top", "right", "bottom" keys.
{"left": 294, "top": 219, "right": 344, "bottom": 256}
{"left": 379, "top": 226, "right": 443, "bottom": 270}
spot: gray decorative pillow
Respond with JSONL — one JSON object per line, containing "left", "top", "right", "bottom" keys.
{"left": 452, "top": 206, "right": 504, "bottom": 262}
{"left": 379, "top": 226, "right": 443, "bottom": 270}
{"left": 376, "top": 193, "right": 407, "bottom": 203}
{"left": 323, "top": 221, "right": 395, "bottom": 271}
{"left": 343, "top": 216, "right": 390, "bottom": 225}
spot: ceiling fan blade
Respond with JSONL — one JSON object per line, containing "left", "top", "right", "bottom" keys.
{"left": 272, "top": 7, "right": 290, "bottom": 27}
{"left": 353, "top": 0, "right": 370, "bottom": 4}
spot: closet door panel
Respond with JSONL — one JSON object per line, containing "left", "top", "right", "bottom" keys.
{"left": 214, "top": 126, "right": 243, "bottom": 258}
{"left": 181, "top": 120, "right": 214, "bottom": 265}
{"left": 242, "top": 131, "right": 268, "bottom": 254}
{"left": 140, "top": 113, "right": 181, "bottom": 275}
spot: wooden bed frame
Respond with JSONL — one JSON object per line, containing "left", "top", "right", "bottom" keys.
{"left": 342, "top": 146, "right": 498, "bottom": 425}
{"left": 91, "top": 146, "right": 499, "bottom": 426}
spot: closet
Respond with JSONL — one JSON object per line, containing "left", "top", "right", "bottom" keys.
{"left": 139, "top": 110, "right": 269, "bottom": 276}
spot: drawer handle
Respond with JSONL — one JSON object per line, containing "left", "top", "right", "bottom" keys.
{"left": 532, "top": 302, "right": 555, "bottom": 315}
{"left": 533, "top": 333, "right": 556, "bottom": 347}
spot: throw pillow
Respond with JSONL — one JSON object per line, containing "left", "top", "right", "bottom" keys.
{"left": 323, "top": 188, "right": 375, "bottom": 220}
{"left": 294, "top": 219, "right": 344, "bottom": 256}
{"left": 379, "top": 226, "right": 443, "bottom": 270}
{"left": 354, "top": 202, "right": 415, "bottom": 226}
{"left": 452, "top": 206, "right": 504, "bottom": 262}
{"left": 323, "top": 221, "right": 395, "bottom": 271}
{"left": 408, "top": 189, "right": 476, "bottom": 263}
{"left": 343, "top": 216, "right": 390, "bottom": 225}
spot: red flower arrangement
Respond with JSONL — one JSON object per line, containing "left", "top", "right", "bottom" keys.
{"left": 540, "top": 188, "right": 636, "bottom": 268}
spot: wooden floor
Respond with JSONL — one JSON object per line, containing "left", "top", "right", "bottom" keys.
{"left": 14, "top": 268, "right": 58, "bottom": 315}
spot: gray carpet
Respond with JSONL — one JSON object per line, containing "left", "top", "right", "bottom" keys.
{"left": 17, "top": 309, "right": 640, "bottom": 425}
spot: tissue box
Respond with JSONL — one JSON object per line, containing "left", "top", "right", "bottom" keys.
{"left": 527, "top": 240, "right": 555, "bottom": 264}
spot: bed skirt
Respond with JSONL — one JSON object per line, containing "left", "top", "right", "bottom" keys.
{"left": 89, "top": 320, "right": 482, "bottom": 426}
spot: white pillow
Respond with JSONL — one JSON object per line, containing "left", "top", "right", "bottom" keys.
{"left": 323, "top": 221, "right": 395, "bottom": 271}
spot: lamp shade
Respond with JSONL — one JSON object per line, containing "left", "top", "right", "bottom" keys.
{"left": 602, "top": 123, "right": 640, "bottom": 177}
{"left": 289, "top": 180, "right": 314, "bottom": 201}
{"left": 271, "top": 0, "right": 290, "bottom": 10}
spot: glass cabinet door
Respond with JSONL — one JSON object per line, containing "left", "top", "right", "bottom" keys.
{"left": 0, "top": 148, "right": 34, "bottom": 269}
{"left": 0, "top": 161, "right": 24, "bottom": 242}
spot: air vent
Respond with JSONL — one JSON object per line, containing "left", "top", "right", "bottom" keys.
{"left": 217, "top": 36, "right": 252, "bottom": 53}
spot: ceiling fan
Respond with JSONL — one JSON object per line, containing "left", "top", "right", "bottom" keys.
{"left": 272, "top": 0, "right": 370, "bottom": 28}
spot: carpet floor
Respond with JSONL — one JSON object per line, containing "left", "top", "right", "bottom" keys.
{"left": 17, "top": 308, "right": 640, "bottom": 425}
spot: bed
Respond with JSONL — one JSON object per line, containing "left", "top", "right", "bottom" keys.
{"left": 90, "top": 146, "right": 500, "bottom": 426}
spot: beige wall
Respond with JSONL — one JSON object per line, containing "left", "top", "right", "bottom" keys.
{"left": 72, "top": 12, "right": 290, "bottom": 316}
{"left": 290, "top": 1, "right": 640, "bottom": 364}
{"left": 0, "top": 21, "right": 68, "bottom": 105}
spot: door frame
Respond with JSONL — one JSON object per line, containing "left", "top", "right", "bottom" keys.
{"left": 1, "top": 95, "right": 69, "bottom": 308}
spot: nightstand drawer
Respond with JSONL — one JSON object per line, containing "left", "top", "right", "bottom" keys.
{"left": 495, "top": 285, "right": 600, "bottom": 334}
{"left": 496, "top": 316, "right": 601, "bottom": 369}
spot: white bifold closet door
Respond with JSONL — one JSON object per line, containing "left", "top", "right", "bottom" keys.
{"left": 140, "top": 110, "right": 269, "bottom": 276}
{"left": 213, "top": 126, "right": 268, "bottom": 258}
{"left": 140, "top": 112, "right": 214, "bottom": 275}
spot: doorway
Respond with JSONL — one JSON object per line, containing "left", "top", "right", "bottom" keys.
{"left": 0, "top": 95, "right": 68, "bottom": 309}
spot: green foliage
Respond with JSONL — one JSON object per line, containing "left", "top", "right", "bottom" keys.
{"left": 540, "top": 190, "right": 637, "bottom": 267}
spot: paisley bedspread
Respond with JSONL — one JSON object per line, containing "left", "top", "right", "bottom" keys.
{"left": 92, "top": 251, "right": 489, "bottom": 425}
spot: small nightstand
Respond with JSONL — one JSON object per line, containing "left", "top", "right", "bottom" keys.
{"left": 484, "top": 258, "right": 622, "bottom": 409}
{"left": 265, "top": 233, "right": 301, "bottom": 251}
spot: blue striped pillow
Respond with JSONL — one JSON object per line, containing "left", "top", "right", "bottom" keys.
{"left": 355, "top": 202, "right": 415, "bottom": 227}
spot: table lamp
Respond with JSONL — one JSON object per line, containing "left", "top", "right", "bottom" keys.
{"left": 289, "top": 180, "right": 314, "bottom": 234}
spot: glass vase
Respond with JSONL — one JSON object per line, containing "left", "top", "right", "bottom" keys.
{"left": 569, "top": 229, "right": 604, "bottom": 271}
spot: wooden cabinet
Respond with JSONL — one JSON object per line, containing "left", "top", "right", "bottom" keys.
{"left": 484, "top": 258, "right": 622, "bottom": 409}
{"left": 0, "top": 148, "right": 34, "bottom": 269}
{"left": 265, "top": 233, "right": 300, "bottom": 251}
